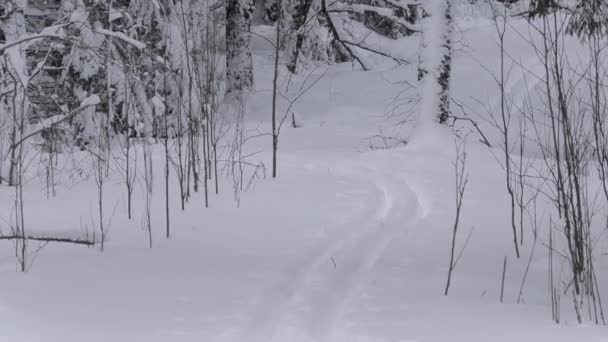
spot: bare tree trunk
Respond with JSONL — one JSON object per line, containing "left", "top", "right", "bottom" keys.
{"left": 500, "top": 256, "right": 507, "bottom": 303}
{"left": 445, "top": 138, "right": 468, "bottom": 295}
{"left": 175, "top": 69, "right": 187, "bottom": 210}
{"left": 14, "top": 85, "right": 26, "bottom": 272}
{"left": 163, "top": 33, "right": 171, "bottom": 238}
{"left": 8, "top": 79, "right": 17, "bottom": 186}
{"left": 143, "top": 140, "right": 153, "bottom": 248}
{"left": 94, "top": 111, "right": 107, "bottom": 252}
{"left": 489, "top": 1, "right": 520, "bottom": 258}
{"left": 272, "top": 8, "right": 281, "bottom": 178}
{"left": 125, "top": 77, "right": 134, "bottom": 220}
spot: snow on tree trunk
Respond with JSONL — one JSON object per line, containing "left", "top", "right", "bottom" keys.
{"left": 437, "top": 0, "right": 452, "bottom": 124}
{"left": 1, "top": 0, "right": 27, "bottom": 85}
{"left": 418, "top": 0, "right": 453, "bottom": 125}
{"left": 264, "top": 0, "right": 280, "bottom": 23}
{"left": 284, "top": 0, "right": 314, "bottom": 73}
{"left": 282, "top": 0, "right": 332, "bottom": 73}
{"left": 0, "top": 0, "right": 28, "bottom": 186}
{"left": 226, "top": 0, "right": 255, "bottom": 98}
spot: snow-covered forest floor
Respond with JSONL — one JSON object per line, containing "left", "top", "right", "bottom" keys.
{"left": 1, "top": 17, "right": 608, "bottom": 342}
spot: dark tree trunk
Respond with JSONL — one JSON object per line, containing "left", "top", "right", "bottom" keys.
{"left": 226, "top": 0, "right": 255, "bottom": 97}
{"left": 437, "top": 0, "right": 452, "bottom": 124}
{"left": 286, "top": 0, "right": 314, "bottom": 73}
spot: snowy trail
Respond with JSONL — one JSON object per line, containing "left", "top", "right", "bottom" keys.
{"left": 324, "top": 164, "right": 424, "bottom": 342}
{"left": 232, "top": 154, "right": 423, "bottom": 342}
{"left": 237, "top": 165, "right": 385, "bottom": 342}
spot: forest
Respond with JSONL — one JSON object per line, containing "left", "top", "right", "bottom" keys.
{"left": 1, "top": 0, "right": 608, "bottom": 341}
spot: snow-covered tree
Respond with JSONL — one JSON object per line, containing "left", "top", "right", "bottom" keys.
{"left": 265, "top": 0, "right": 281, "bottom": 22}
{"left": 567, "top": 0, "right": 608, "bottom": 38}
{"left": 341, "top": 0, "right": 420, "bottom": 39}
{"left": 419, "top": 0, "right": 453, "bottom": 124}
{"left": 0, "top": 0, "right": 28, "bottom": 185}
{"left": 226, "top": 0, "right": 255, "bottom": 97}
{"left": 281, "top": 0, "right": 335, "bottom": 73}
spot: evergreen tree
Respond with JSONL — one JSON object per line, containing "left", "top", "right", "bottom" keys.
{"left": 528, "top": 0, "right": 608, "bottom": 40}
{"left": 567, "top": 0, "right": 608, "bottom": 38}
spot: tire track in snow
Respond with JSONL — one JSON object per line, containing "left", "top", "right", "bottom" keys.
{"left": 323, "top": 166, "right": 424, "bottom": 342}
{"left": 239, "top": 158, "right": 423, "bottom": 342}
{"left": 235, "top": 163, "right": 387, "bottom": 342}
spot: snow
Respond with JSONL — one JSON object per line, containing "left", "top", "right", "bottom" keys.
{"left": 109, "top": 8, "right": 124, "bottom": 22}
{"left": 95, "top": 28, "right": 147, "bottom": 50}
{"left": 1, "top": 11, "right": 608, "bottom": 342}
{"left": 80, "top": 94, "right": 101, "bottom": 107}
{"left": 337, "top": 3, "right": 421, "bottom": 32}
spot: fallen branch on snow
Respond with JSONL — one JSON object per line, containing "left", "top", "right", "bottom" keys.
{"left": 0, "top": 235, "right": 95, "bottom": 246}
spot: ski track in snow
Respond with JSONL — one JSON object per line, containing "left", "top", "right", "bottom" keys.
{"left": 232, "top": 156, "right": 425, "bottom": 342}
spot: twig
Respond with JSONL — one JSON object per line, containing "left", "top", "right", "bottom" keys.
{"left": 451, "top": 98, "right": 492, "bottom": 147}
{"left": 500, "top": 256, "right": 507, "bottom": 303}
{"left": 342, "top": 39, "right": 410, "bottom": 65}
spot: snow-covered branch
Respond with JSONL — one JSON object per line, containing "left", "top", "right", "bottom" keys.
{"left": 94, "top": 28, "right": 146, "bottom": 50}
{"left": 10, "top": 95, "right": 101, "bottom": 150}
{"left": 342, "top": 39, "right": 411, "bottom": 65}
{"left": 0, "top": 25, "right": 146, "bottom": 57}
{"left": 321, "top": 0, "right": 369, "bottom": 70}
{"left": 330, "top": 3, "right": 421, "bottom": 32}
{"left": 0, "top": 34, "right": 66, "bottom": 55}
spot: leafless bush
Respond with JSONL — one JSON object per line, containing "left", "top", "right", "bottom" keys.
{"left": 524, "top": 12, "right": 605, "bottom": 324}
{"left": 487, "top": 0, "right": 520, "bottom": 258}
{"left": 226, "top": 97, "right": 266, "bottom": 206}
{"left": 445, "top": 137, "right": 470, "bottom": 295}
{"left": 142, "top": 139, "right": 153, "bottom": 248}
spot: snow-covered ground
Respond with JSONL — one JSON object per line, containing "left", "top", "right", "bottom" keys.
{"left": 1, "top": 18, "right": 608, "bottom": 342}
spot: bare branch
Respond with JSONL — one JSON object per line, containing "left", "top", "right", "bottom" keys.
{"left": 0, "top": 235, "right": 95, "bottom": 246}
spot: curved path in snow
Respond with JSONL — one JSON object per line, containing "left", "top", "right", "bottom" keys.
{"left": 232, "top": 153, "right": 426, "bottom": 342}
